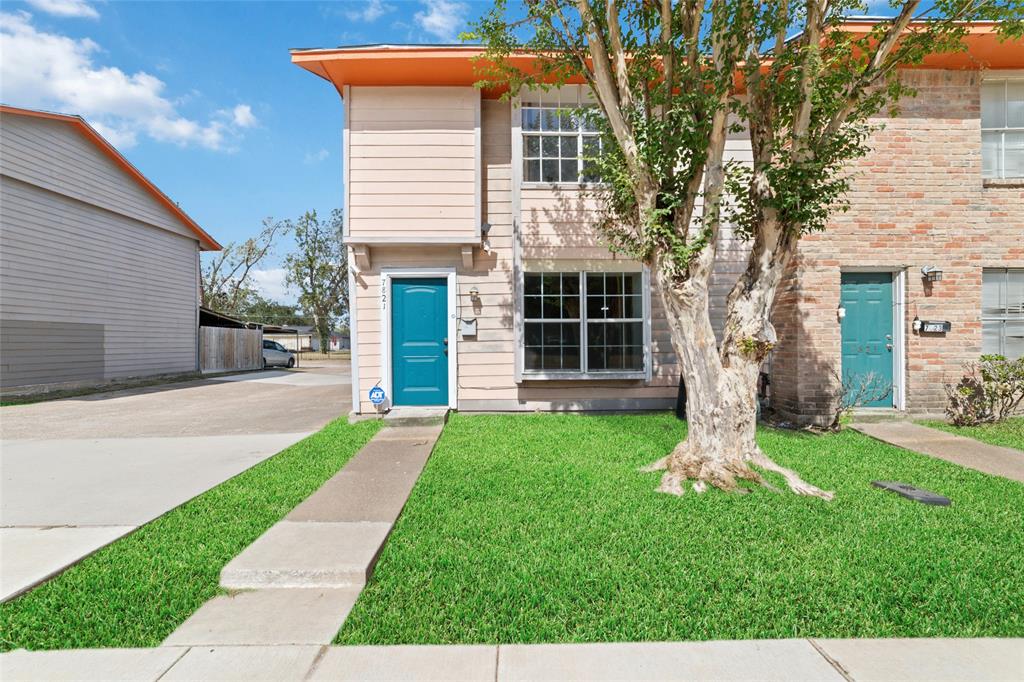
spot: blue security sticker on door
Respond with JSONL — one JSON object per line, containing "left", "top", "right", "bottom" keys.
{"left": 369, "top": 386, "right": 387, "bottom": 405}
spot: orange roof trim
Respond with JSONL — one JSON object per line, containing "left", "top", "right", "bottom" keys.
{"left": 0, "top": 105, "right": 221, "bottom": 251}
{"left": 291, "top": 23, "right": 1024, "bottom": 93}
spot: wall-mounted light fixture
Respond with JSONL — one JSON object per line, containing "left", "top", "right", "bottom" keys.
{"left": 469, "top": 286, "right": 480, "bottom": 302}
{"left": 921, "top": 265, "right": 943, "bottom": 282}
{"left": 480, "top": 222, "right": 493, "bottom": 254}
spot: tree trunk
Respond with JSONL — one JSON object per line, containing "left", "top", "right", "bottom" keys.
{"left": 314, "top": 312, "right": 331, "bottom": 354}
{"left": 643, "top": 264, "right": 834, "bottom": 500}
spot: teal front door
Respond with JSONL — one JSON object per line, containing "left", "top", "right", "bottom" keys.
{"left": 840, "top": 272, "right": 894, "bottom": 407}
{"left": 391, "top": 278, "right": 448, "bottom": 406}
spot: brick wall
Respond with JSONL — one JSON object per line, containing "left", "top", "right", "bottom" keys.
{"left": 770, "top": 69, "right": 1024, "bottom": 425}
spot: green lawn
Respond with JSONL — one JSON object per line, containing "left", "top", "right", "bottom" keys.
{"left": 338, "top": 413, "right": 1024, "bottom": 645}
{"left": 919, "top": 417, "right": 1024, "bottom": 452}
{"left": 0, "top": 417, "right": 381, "bottom": 651}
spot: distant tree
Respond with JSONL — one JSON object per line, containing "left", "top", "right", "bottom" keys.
{"left": 242, "top": 296, "right": 310, "bottom": 326}
{"left": 284, "top": 209, "right": 348, "bottom": 352}
{"left": 201, "top": 218, "right": 287, "bottom": 315}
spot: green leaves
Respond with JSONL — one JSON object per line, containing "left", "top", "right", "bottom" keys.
{"left": 472, "top": 1, "right": 1022, "bottom": 285}
{"left": 283, "top": 208, "right": 348, "bottom": 350}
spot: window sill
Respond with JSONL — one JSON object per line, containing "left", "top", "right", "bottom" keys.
{"left": 982, "top": 177, "right": 1024, "bottom": 188}
{"left": 520, "top": 371, "right": 647, "bottom": 382}
{"left": 521, "top": 182, "right": 607, "bottom": 191}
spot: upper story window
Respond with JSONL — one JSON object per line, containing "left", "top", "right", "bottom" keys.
{"left": 521, "top": 87, "right": 602, "bottom": 184}
{"left": 982, "top": 268, "right": 1024, "bottom": 359}
{"left": 981, "top": 78, "right": 1024, "bottom": 179}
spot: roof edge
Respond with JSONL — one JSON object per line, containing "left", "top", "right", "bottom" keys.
{"left": 0, "top": 104, "right": 222, "bottom": 251}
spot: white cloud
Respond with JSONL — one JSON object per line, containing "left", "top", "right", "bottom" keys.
{"left": 230, "top": 103, "right": 257, "bottom": 128}
{"left": 24, "top": 0, "right": 98, "bottom": 19}
{"left": 345, "top": 0, "right": 394, "bottom": 23}
{"left": 0, "top": 11, "right": 256, "bottom": 151}
{"left": 414, "top": 0, "right": 468, "bottom": 42}
{"left": 251, "top": 268, "right": 294, "bottom": 303}
{"left": 304, "top": 148, "right": 330, "bottom": 164}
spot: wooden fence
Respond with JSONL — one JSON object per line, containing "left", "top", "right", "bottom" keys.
{"left": 199, "top": 326, "right": 262, "bottom": 373}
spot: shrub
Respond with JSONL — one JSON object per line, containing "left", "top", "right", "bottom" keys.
{"left": 945, "top": 355, "right": 1024, "bottom": 426}
{"left": 827, "top": 370, "right": 893, "bottom": 430}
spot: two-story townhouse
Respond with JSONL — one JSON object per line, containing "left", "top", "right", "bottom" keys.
{"left": 291, "top": 23, "right": 1023, "bottom": 423}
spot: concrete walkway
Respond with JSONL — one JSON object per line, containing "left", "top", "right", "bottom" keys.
{"left": 162, "top": 423, "right": 444, "bottom": 648}
{"left": 0, "top": 364, "right": 350, "bottom": 602}
{"left": 851, "top": 422, "right": 1024, "bottom": 482}
{"left": 3, "top": 638, "right": 1021, "bottom": 681}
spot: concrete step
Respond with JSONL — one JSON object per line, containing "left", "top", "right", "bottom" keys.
{"left": 164, "top": 588, "right": 360, "bottom": 646}
{"left": 220, "top": 521, "right": 392, "bottom": 590}
{"left": 383, "top": 407, "right": 449, "bottom": 427}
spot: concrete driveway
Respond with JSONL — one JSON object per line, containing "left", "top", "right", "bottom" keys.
{"left": 0, "top": 361, "right": 351, "bottom": 602}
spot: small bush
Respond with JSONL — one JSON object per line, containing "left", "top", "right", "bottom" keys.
{"left": 827, "top": 370, "right": 893, "bottom": 430}
{"left": 945, "top": 355, "right": 1024, "bottom": 426}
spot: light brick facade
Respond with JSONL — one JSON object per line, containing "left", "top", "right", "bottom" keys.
{"left": 770, "top": 69, "right": 1024, "bottom": 425}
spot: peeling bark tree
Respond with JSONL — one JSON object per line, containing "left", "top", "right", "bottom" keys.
{"left": 473, "top": 1, "right": 1021, "bottom": 497}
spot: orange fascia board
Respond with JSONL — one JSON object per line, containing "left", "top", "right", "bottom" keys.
{"left": 0, "top": 105, "right": 221, "bottom": 251}
{"left": 291, "top": 25, "right": 1023, "bottom": 94}
{"left": 835, "top": 21, "right": 1024, "bottom": 70}
{"left": 290, "top": 47, "right": 585, "bottom": 97}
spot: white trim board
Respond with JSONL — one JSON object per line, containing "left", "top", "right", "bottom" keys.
{"left": 347, "top": 246, "right": 361, "bottom": 414}
{"left": 380, "top": 268, "right": 458, "bottom": 410}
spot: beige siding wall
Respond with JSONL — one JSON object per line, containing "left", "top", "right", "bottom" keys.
{"left": 348, "top": 86, "right": 479, "bottom": 238}
{"left": 0, "top": 114, "right": 194, "bottom": 240}
{"left": 350, "top": 96, "right": 755, "bottom": 412}
{"left": 0, "top": 117, "right": 200, "bottom": 390}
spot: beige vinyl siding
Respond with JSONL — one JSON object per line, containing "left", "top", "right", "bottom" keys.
{"left": 0, "top": 114, "right": 194, "bottom": 241}
{"left": 0, "top": 117, "right": 201, "bottom": 390}
{"left": 518, "top": 135, "right": 754, "bottom": 340}
{"left": 349, "top": 96, "right": 755, "bottom": 412}
{"left": 348, "top": 86, "right": 478, "bottom": 239}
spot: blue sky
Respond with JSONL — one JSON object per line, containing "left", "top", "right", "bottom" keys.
{"left": 0, "top": 0, "right": 898, "bottom": 302}
{"left": 0, "top": 0, "right": 491, "bottom": 302}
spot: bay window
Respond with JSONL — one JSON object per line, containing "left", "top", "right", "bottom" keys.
{"left": 523, "top": 271, "right": 647, "bottom": 376}
{"left": 981, "top": 78, "right": 1024, "bottom": 179}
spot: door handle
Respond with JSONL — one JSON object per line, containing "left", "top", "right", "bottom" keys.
{"left": 443, "top": 338, "right": 448, "bottom": 345}
{"left": 886, "top": 343, "right": 893, "bottom": 351}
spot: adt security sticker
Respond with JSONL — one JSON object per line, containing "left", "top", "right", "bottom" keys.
{"left": 369, "top": 386, "right": 386, "bottom": 405}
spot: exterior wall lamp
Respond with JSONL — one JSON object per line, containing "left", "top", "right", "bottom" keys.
{"left": 469, "top": 286, "right": 480, "bottom": 302}
{"left": 480, "top": 222, "right": 492, "bottom": 254}
{"left": 921, "top": 265, "right": 943, "bottom": 282}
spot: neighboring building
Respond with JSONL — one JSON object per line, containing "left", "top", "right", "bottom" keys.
{"left": 0, "top": 106, "right": 221, "bottom": 392}
{"left": 264, "top": 326, "right": 315, "bottom": 351}
{"left": 264, "top": 326, "right": 350, "bottom": 351}
{"left": 291, "top": 24, "right": 1023, "bottom": 421}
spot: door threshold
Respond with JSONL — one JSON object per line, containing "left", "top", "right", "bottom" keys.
{"left": 383, "top": 406, "right": 450, "bottom": 427}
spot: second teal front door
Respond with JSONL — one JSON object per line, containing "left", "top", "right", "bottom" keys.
{"left": 392, "top": 278, "right": 448, "bottom": 406}
{"left": 840, "top": 272, "right": 894, "bottom": 408}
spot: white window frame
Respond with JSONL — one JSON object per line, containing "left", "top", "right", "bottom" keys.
{"left": 518, "top": 267, "right": 652, "bottom": 381}
{"left": 981, "top": 267, "right": 1024, "bottom": 359}
{"left": 520, "top": 86, "right": 602, "bottom": 187}
{"left": 981, "top": 75, "right": 1024, "bottom": 180}
{"left": 379, "top": 268, "right": 458, "bottom": 410}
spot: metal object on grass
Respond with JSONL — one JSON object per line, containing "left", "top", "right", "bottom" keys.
{"left": 871, "top": 480, "right": 951, "bottom": 506}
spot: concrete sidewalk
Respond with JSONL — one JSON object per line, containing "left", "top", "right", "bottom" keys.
{"left": 851, "top": 422, "right": 1024, "bottom": 482}
{"left": 1, "top": 364, "right": 350, "bottom": 603}
{"left": 2, "top": 638, "right": 1021, "bottom": 681}
{"left": 162, "top": 423, "right": 444, "bottom": 648}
